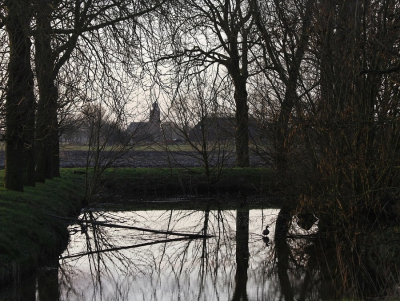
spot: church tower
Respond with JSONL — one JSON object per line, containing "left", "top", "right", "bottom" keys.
{"left": 149, "top": 101, "right": 160, "bottom": 124}
{"left": 148, "top": 101, "right": 161, "bottom": 141}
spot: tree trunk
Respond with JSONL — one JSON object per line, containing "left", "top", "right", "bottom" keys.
{"left": 52, "top": 122, "right": 61, "bottom": 177}
{"left": 4, "top": 0, "right": 35, "bottom": 191}
{"left": 34, "top": 2, "right": 58, "bottom": 181}
{"left": 232, "top": 75, "right": 250, "bottom": 167}
{"left": 23, "top": 99, "right": 36, "bottom": 186}
{"left": 274, "top": 68, "right": 304, "bottom": 172}
{"left": 275, "top": 84, "right": 296, "bottom": 172}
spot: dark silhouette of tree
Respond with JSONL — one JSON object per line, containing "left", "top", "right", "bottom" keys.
{"left": 249, "top": 0, "right": 313, "bottom": 172}
{"left": 33, "top": 0, "right": 166, "bottom": 182}
{"left": 290, "top": 0, "right": 400, "bottom": 296}
{"left": 0, "top": 0, "right": 166, "bottom": 189}
{"left": 231, "top": 208, "right": 249, "bottom": 301}
{"left": 151, "top": 0, "right": 260, "bottom": 167}
{"left": 2, "top": 0, "right": 36, "bottom": 190}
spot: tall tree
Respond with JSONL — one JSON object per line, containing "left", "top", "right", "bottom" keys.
{"left": 309, "top": 0, "right": 400, "bottom": 210}
{"left": 33, "top": 0, "right": 166, "bottom": 182}
{"left": 0, "top": 0, "right": 166, "bottom": 189}
{"left": 249, "top": 0, "right": 313, "bottom": 172}
{"left": 2, "top": 0, "right": 36, "bottom": 191}
{"left": 291, "top": 0, "right": 400, "bottom": 294}
{"left": 152, "top": 0, "right": 259, "bottom": 167}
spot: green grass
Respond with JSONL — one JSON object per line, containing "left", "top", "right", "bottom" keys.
{"left": 0, "top": 169, "right": 85, "bottom": 284}
{"left": 98, "top": 166, "right": 278, "bottom": 198}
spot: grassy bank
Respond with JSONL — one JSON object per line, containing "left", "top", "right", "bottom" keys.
{"left": 0, "top": 169, "right": 85, "bottom": 284}
{"left": 98, "top": 167, "right": 278, "bottom": 198}
{"left": 0, "top": 166, "right": 277, "bottom": 284}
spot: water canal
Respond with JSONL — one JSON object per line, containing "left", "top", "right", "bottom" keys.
{"left": 1, "top": 199, "right": 329, "bottom": 301}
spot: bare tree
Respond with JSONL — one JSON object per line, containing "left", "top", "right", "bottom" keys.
{"left": 1, "top": 0, "right": 36, "bottom": 190}
{"left": 249, "top": 0, "right": 314, "bottom": 172}
{"left": 0, "top": 0, "right": 166, "bottom": 190}
{"left": 288, "top": 0, "right": 400, "bottom": 296}
{"left": 147, "top": 0, "right": 261, "bottom": 167}
{"left": 162, "top": 67, "right": 235, "bottom": 189}
{"left": 33, "top": 0, "right": 166, "bottom": 182}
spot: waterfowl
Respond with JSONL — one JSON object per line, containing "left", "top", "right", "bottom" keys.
{"left": 262, "top": 225, "right": 270, "bottom": 236}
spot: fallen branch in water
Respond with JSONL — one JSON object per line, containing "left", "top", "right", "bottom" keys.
{"left": 60, "top": 237, "right": 200, "bottom": 260}
{"left": 46, "top": 214, "right": 214, "bottom": 238}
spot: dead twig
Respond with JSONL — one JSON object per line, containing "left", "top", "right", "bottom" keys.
{"left": 47, "top": 214, "right": 214, "bottom": 238}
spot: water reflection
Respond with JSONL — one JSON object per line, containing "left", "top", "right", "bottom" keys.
{"left": 232, "top": 209, "right": 249, "bottom": 301}
{"left": 1, "top": 205, "right": 331, "bottom": 301}
{"left": 38, "top": 258, "right": 60, "bottom": 301}
{"left": 60, "top": 208, "right": 279, "bottom": 301}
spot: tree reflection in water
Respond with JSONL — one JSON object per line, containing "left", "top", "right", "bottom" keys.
{"left": 0, "top": 257, "right": 59, "bottom": 301}
{"left": 38, "top": 257, "right": 60, "bottom": 301}
{"left": 1, "top": 202, "right": 365, "bottom": 301}
{"left": 232, "top": 209, "right": 249, "bottom": 301}
{"left": 56, "top": 206, "right": 281, "bottom": 300}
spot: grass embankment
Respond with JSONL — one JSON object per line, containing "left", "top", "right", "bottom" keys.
{"left": 0, "top": 166, "right": 277, "bottom": 284}
{"left": 0, "top": 169, "right": 85, "bottom": 284}
{"left": 99, "top": 167, "right": 278, "bottom": 198}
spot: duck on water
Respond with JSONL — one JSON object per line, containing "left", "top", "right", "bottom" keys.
{"left": 262, "top": 225, "right": 270, "bottom": 236}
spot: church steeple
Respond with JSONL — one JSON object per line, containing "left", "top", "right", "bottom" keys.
{"left": 149, "top": 101, "right": 160, "bottom": 123}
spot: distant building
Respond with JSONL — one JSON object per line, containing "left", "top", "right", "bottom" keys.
{"left": 189, "top": 116, "right": 264, "bottom": 143}
{"left": 189, "top": 117, "right": 235, "bottom": 142}
{"left": 161, "top": 122, "right": 188, "bottom": 143}
{"left": 128, "top": 102, "right": 162, "bottom": 142}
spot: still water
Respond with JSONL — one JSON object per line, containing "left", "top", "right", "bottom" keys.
{"left": 1, "top": 205, "right": 321, "bottom": 301}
